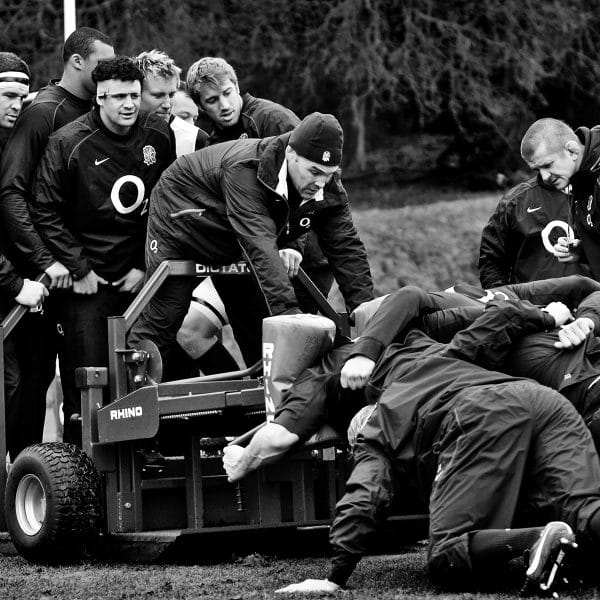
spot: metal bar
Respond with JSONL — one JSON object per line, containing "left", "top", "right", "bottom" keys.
{"left": 107, "top": 316, "right": 129, "bottom": 403}
{"left": 123, "top": 261, "right": 173, "bottom": 330}
{"left": 172, "top": 359, "right": 262, "bottom": 385}
{"left": 0, "top": 326, "right": 5, "bottom": 529}
{"left": 229, "top": 422, "right": 267, "bottom": 447}
{"left": 295, "top": 267, "right": 344, "bottom": 331}
{"left": 123, "top": 260, "right": 250, "bottom": 332}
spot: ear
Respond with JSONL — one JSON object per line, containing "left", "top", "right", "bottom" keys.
{"left": 285, "top": 145, "right": 296, "bottom": 160}
{"left": 69, "top": 53, "right": 85, "bottom": 71}
{"left": 565, "top": 139, "right": 581, "bottom": 159}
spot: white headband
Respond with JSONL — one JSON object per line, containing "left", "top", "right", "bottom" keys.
{"left": 0, "top": 71, "right": 29, "bottom": 83}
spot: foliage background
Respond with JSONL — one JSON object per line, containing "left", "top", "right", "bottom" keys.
{"left": 2, "top": 0, "right": 600, "bottom": 187}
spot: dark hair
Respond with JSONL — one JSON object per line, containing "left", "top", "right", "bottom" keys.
{"left": 0, "top": 52, "right": 30, "bottom": 78}
{"left": 62, "top": 27, "right": 112, "bottom": 63}
{"left": 92, "top": 56, "right": 143, "bottom": 85}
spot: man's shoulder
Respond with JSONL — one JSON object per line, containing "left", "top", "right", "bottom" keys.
{"left": 48, "top": 112, "right": 94, "bottom": 141}
{"left": 242, "top": 93, "right": 300, "bottom": 135}
{"left": 137, "top": 111, "right": 175, "bottom": 141}
{"left": 27, "top": 84, "right": 88, "bottom": 120}
{"left": 500, "top": 177, "right": 561, "bottom": 205}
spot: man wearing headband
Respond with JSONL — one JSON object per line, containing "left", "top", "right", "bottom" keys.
{"left": 0, "top": 28, "right": 114, "bottom": 287}
{"left": 0, "top": 28, "right": 114, "bottom": 449}
{"left": 128, "top": 112, "right": 374, "bottom": 377}
{"left": 0, "top": 52, "right": 30, "bottom": 160}
{"left": 29, "top": 56, "right": 175, "bottom": 444}
{"left": 0, "top": 51, "right": 49, "bottom": 459}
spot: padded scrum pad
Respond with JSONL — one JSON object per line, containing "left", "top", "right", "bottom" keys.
{"left": 262, "top": 314, "right": 336, "bottom": 420}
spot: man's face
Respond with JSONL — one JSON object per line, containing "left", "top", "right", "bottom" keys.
{"left": 526, "top": 141, "right": 579, "bottom": 191}
{"left": 286, "top": 147, "right": 339, "bottom": 200}
{"left": 97, "top": 79, "right": 141, "bottom": 135}
{"left": 140, "top": 74, "right": 178, "bottom": 121}
{"left": 0, "top": 82, "right": 29, "bottom": 128}
{"left": 80, "top": 40, "right": 115, "bottom": 96}
{"left": 197, "top": 79, "right": 242, "bottom": 128}
{"left": 171, "top": 91, "right": 198, "bottom": 124}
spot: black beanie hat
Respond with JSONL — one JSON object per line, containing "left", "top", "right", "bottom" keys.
{"left": 289, "top": 112, "right": 343, "bottom": 166}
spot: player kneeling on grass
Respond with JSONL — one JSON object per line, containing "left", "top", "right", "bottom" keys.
{"left": 277, "top": 299, "right": 600, "bottom": 595}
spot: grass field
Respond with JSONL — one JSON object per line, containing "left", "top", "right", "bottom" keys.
{"left": 352, "top": 191, "right": 501, "bottom": 295}
{"left": 9, "top": 191, "right": 594, "bottom": 600}
{"left": 2, "top": 546, "right": 599, "bottom": 599}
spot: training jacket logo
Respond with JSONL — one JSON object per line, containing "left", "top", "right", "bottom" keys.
{"left": 143, "top": 145, "right": 157, "bottom": 166}
{"left": 94, "top": 157, "right": 110, "bottom": 166}
{"left": 527, "top": 206, "right": 542, "bottom": 213}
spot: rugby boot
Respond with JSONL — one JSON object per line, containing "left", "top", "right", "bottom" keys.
{"left": 521, "top": 521, "right": 577, "bottom": 598}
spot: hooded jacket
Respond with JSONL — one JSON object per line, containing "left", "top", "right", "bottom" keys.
{"left": 571, "top": 126, "right": 600, "bottom": 279}
{"left": 147, "top": 133, "right": 373, "bottom": 315}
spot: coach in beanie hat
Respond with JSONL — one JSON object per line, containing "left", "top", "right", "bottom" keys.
{"left": 289, "top": 112, "right": 343, "bottom": 167}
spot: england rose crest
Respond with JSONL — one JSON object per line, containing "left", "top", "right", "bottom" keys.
{"left": 143, "top": 145, "right": 157, "bottom": 166}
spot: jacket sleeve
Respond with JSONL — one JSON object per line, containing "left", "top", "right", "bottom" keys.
{"left": 327, "top": 440, "right": 395, "bottom": 587}
{"left": 30, "top": 136, "right": 92, "bottom": 280}
{"left": 222, "top": 165, "right": 300, "bottom": 315}
{"left": 0, "top": 105, "right": 56, "bottom": 271}
{"left": 500, "top": 274, "right": 600, "bottom": 310}
{"left": 572, "top": 290, "right": 600, "bottom": 333}
{"left": 312, "top": 178, "right": 374, "bottom": 311}
{"left": 350, "top": 286, "right": 471, "bottom": 362}
{"left": 421, "top": 306, "right": 485, "bottom": 343}
{"left": 478, "top": 193, "right": 518, "bottom": 288}
{"left": 445, "top": 299, "right": 556, "bottom": 370}
{"left": 0, "top": 252, "right": 24, "bottom": 300}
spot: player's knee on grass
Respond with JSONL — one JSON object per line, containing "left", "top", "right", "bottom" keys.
{"left": 427, "top": 533, "right": 474, "bottom": 589}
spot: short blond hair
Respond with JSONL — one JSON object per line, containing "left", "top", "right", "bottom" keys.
{"left": 134, "top": 49, "right": 181, "bottom": 83}
{"left": 520, "top": 118, "right": 577, "bottom": 161}
{"left": 186, "top": 57, "right": 237, "bottom": 105}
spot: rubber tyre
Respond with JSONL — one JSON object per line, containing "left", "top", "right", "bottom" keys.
{"left": 5, "top": 442, "right": 103, "bottom": 563}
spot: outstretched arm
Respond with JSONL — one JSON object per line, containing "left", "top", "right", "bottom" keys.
{"left": 277, "top": 439, "right": 394, "bottom": 592}
{"left": 445, "top": 299, "right": 564, "bottom": 371}
{"left": 350, "top": 286, "right": 476, "bottom": 363}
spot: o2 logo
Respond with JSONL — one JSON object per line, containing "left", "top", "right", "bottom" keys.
{"left": 541, "top": 220, "right": 574, "bottom": 254}
{"left": 111, "top": 175, "right": 148, "bottom": 215}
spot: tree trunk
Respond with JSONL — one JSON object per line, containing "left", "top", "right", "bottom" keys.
{"left": 346, "top": 94, "right": 367, "bottom": 172}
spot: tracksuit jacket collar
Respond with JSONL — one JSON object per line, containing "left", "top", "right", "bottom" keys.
{"left": 575, "top": 126, "right": 600, "bottom": 174}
